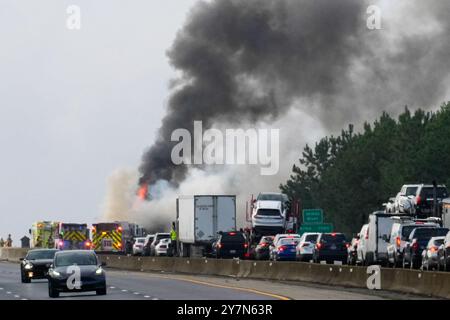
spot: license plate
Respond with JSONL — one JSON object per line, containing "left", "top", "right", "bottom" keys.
{"left": 290, "top": 249, "right": 296, "bottom": 252}
{"left": 103, "top": 239, "right": 112, "bottom": 247}
{"left": 230, "top": 250, "right": 236, "bottom": 254}
{"left": 331, "top": 244, "right": 337, "bottom": 250}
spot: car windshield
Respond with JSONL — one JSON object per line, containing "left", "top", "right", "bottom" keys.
{"left": 405, "top": 187, "right": 418, "bottom": 196}
{"left": 279, "top": 238, "right": 299, "bottom": 246}
{"left": 55, "top": 253, "right": 97, "bottom": 267}
{"left": 27, "top": 250, "right": 57, "bottom": 260}
{"left": 137, "top": 239, "right": 145, "bottom": 243}
{"left": 402, "top": 225, "right": 435, "bottom": 239}
{"left": 156, "top": 234, "right": 170, "bottom": 241}
{"left": 221, "top": 233, "right": 245, "bottom": 243}
{"left": 433, "top": 239, "right": 445, "bottom": 246}
{"left": 305, "top": 234, "right": 318, "bottom": 242}
{"left": 257, "top": 193, "right": 284, "bottom": 201}
{"left": 412, "top": 228, "right": 449, "bottom": 240}
{"left": 257, "top": 209, "right": 280, "bottom": 216}
{"left": 260, "top": 237, "right": 273, "bottom": 244}
{"left": 321, "top": 234, "right": 346, "bottom": 243}
{"left": 420, "top": 187, "right": 448, "bottom": 199}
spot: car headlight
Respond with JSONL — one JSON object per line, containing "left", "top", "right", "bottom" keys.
{"left": 95, "top": 267, "right": 103, "bottom": 275}
{"left": 24, "top": 263, "right": 33, "bottom": 270}
{"left": 50, "top": 270, "right": 61, "bottom": 277}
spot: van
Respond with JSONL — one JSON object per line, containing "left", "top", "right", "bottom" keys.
{"left": 356, "top": 224, "right": 369, "bottom": 265}
{"left": 365, "top": 211, "right": 395, "bottom": 266}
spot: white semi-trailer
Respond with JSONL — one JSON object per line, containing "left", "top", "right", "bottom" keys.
{"left": 176, "top": 195, "right": 237, "bottom": 257}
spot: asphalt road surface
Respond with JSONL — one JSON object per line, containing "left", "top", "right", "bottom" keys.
{"left": 0, "top": 261, "right": 429, "bottom": 300}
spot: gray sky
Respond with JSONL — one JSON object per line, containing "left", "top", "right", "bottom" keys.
{"left": 0, "top": 0, "right": 198, "bottom": 243}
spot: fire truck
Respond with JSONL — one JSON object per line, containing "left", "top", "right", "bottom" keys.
{"left": 54, "top": 223, "right": 91, "bottom": 250}
{"left": 30, "top": 221, "right": 59, "bottom": 248}
{"left": 92, "top": 221, "right": 143, "bottom": 254}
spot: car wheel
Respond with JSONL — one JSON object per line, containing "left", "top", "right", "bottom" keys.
{"left": 48, "top": 283, "right": 59, "bottom": 298}
{"left": 96, "top": 287, "right": 107, "bottom": 295}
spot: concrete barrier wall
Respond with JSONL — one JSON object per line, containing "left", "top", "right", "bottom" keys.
{"left": 0, "top": 248, "right": 29, "bottom": 262}
{"left": 98, "top": 255, "right": 450, "bottom": 299}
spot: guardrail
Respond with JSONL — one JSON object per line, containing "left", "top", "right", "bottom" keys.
{"left": 2, "top": 248, "right": 448, "bottom": 299}
{"left": 0, "top": 248, "right": 28, "bottom": 262}
{"left": 98, "top": 255, "right": 450, "bottom": 299}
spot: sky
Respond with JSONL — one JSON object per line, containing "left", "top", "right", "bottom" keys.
{"left": 0, "top": 0, "right": 198, "bottom": 243}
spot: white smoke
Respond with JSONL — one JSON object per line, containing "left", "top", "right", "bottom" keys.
{"left": 101, "top": 108, "right": 325, "bottom": 231}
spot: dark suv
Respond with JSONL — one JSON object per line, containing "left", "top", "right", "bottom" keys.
{"left": 403, "top": 227, "right": 449, "bottom": 269}
{"left": 313, "top": 233, "right": 348, "bottom": 264}
{"left": 415, "top": 185, "right": 448, "bottom": 217}
{"left": 214, "top": 231, "right": 248, "bottom": 259}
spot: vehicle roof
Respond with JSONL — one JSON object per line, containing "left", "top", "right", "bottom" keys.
{"left": 27, "top": 248, "right": 59, "bottom": 252}
{"left": 302, "top": 232, "right": 320, "bottom": 236}
{"left": 429, "top": 236, "right": 445, "bottom": 241}
{"left": 155, "top": 232, "right": 170, "bottom": 235}
{"left": 55, "top": 250, "right": 96, "bottom": 256}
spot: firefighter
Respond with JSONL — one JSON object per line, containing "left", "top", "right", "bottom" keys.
{"left": 170, "top": 222, "right": 178, "bottom": 256}
{"left": 47, "top": 235, "right": 54, "bottom": 248}
{"left": 0, "top": 238, "right": 4, "bottom": 247}
{"left": 5, "top": 234, "right": 12, "bottom": 247}
{"left": 35, "top": 235, "right": 43, "bottom": 247}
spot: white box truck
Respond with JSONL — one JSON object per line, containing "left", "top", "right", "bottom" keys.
{"left": 365, "top": 211, "right": 395, "bottom": 266}
{"left": 176, "top": 195, "right": 237, "bottom": 257}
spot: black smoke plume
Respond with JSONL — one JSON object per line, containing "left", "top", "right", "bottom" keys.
{"left": 139, "top": 0, "right": 450, "bottom": 186}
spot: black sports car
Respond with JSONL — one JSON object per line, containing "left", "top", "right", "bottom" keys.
{"left": 47, "top": 250, "right": 107, "bottom": 298}
{"left": 20, "top": 249, "right": 59, "bottom": 283}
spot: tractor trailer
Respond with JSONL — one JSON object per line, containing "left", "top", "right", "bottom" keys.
{"left": 176, "top": 195, "right": 237, "bottom": 258}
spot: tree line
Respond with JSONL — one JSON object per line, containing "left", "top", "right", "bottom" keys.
{"left": 281, "top": 102, "right": 450, "bottom": 235}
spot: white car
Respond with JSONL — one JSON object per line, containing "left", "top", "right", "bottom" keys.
{"left": 296, "top": 233, "right": 319, "bottom": 262}
{"left": 356, "top": 224, "right": 369, "bottom": 265}
{"left": 421, "top": 236, "right": 445, "bottom": 271}
{"left": 155, "top": 238, "right": 171, "bottom": 256}
{"left": 132, "top": 237, "right": 146, "bottom": 255}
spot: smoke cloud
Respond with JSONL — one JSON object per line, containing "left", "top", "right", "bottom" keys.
{"left": 102, "top": 0, "right": 450, "bottom": 229}
{"left": 139, "top": 0, "right": 450, "bottom": 187}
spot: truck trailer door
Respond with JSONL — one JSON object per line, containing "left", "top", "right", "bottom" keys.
{"left": 216, "top": 196, "right": 236, "bottom": 234}
{"left": 195, "top": 196, "right": 214, "bottom": 242}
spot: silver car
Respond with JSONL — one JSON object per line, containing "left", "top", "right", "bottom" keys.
{"left": 421, "top": 236, "right": 445, "bottom": 271}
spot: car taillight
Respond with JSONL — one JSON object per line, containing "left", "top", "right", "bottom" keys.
{"left": 416, "top": 195, "right": 421, "bottom": 205}
{"left": 85, "top": 241, "right": 91, "bottom": 248}
{"left": 331, "top": 233, "right": 336, "bottom": 237}
{"left": 345, "top": 243, "right": 350, "bottom": 248}
{"left": 430, "top": 246, "right": 438, "bottom": 253}
{"left": 302, "top": 243, "right": 309, "bottom": 247}
{"left": 217, "top": 243, "right": 222, "bottom": 249}
{"left": 396, "top": 236, "right": 401, "bottom": 247}
{"left": 412, "top": 241, "right": 419, "bottom": 252}
{"left": 244, "top": 243, "right": 248, "bottom": 248}
{"left": 315, "top": 243, "right": 322, "bottom": 250}
{"left": 279, "top": 246, "right": 287, "bottom": 252}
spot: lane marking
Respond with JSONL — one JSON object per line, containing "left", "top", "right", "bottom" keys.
{"left": 134, "top": 292, "right": 140, "bottom": 295}
{"left": 139, "top": 274, "right": 290, "bottom": 300}
{"left": 14, "top": 295, "right": 20, "bottom": 298}
{"left": 109, "top": 286, "right": 115, "bottom": 289}
{"left": 6, "top": 291, "right": 11, "bottom": 294}
{"left": 121, "top": 289, "right": 128, "bottom": 292}
{"left": 144, "top": 295, "right": 150, "bottom": 298}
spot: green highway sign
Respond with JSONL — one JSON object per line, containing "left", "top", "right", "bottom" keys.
{"left": 302, "top": 209, "right": 323, "bottom": 223}
{"left": 299, "top": 223, "right": 333, "bottom": 234}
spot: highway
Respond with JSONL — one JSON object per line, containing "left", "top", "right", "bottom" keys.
{"left": 0, "top": 261, "right": 429, "bottom": 300}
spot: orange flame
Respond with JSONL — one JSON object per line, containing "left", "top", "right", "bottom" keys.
{"left": 138, "top": 184, "right": 148, "bottom": 200}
